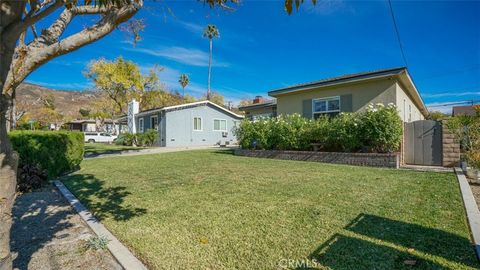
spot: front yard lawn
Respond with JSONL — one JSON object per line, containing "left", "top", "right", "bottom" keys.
{"left": 84, "top": 143, "right": 145, "bottom": 156}
{"left": 60, "top": 149, "right": 478, "bottom": 269}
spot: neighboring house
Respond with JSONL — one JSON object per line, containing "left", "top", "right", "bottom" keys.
{"left": 238, "top": 96, "right": 277, "bottom": 120}
{"left": 240, "top": 67, "right": 428, "bottom": 122}
{"left": 65, "top": 119, "right": 121, "bottom": 134}
{"left": 119, "top": 100, "right": 244, "bottom": 147}
{"left": 452, "top": 105, "right": 479, "bottom": 116}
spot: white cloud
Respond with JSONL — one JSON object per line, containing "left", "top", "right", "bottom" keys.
{"left": 27, "top": 80, "right": 93, "bottom": 90}
{"left": 126, "top": 46, "right": 229, "bottom": 67}
{"left": 177, "top": 20, "right": 203, "bottom": 34}
{"left": 425, "top": 101, "right": 474, "bottom": 115}
{"left": 422, "top": 91, "right": 480, "bottom": 98}
{"left": 50, "top": 60, "right": 88, "bottom": 67}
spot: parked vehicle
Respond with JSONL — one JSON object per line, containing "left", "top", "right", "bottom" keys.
{"left": 84, "top": 132, "right": 117, "bottom": 143}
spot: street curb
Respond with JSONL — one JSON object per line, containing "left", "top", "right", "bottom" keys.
{"left": 454, "top": 168, "right": 480, "bottom": 261}
{"left": 53, "top": 180, "right": 148, "bottom": 270}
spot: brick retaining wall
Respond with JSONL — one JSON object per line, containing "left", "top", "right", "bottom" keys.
{"left": 442, "top": 121, "right": 460, "bottom": 167}
{"left": 234, "top": 149, "right": 400, "bottom": 168}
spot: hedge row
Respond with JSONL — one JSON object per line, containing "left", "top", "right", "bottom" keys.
{"left": 9, "top": 131, "right": 84, "bottom": 178}
{"left": 115, "top": 129, "right": 158, "bottom": 146}
{"left": 234, "top": 104, "right": 403, "bottom": 153}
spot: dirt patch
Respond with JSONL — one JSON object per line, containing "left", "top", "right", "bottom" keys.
{"left": 11, "top": 186, "right": 122, "bottom": 270}
{"left": 470, "top": 182, "right": 480, "bottom": 210}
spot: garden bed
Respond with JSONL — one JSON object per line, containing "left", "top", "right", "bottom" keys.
{"left": 234, "top": 149, "right": 400, "bottom": 168}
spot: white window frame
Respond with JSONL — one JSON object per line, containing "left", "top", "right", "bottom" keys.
{"left": 213, "top": 118, "right": 227, "bottom": 131}
{"left": 408, "top": 104, "right": 412, "bottom": 122}
{"left": 139, "top": 118, "right": 144, "bottom": 133}
{"left": 312, "top": 96, "right": 341, "bottom": 116}
{"left": 150, "top": 115, "right": 158, "bottom": 130}
{"left": 193, "top": 117, "right": 203, "bottom": 131}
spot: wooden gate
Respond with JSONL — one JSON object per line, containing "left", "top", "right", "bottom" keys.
{"left": 404, "top": 120, "right": 443, "bottom": 166}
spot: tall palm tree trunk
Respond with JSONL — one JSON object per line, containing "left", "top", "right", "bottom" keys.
{"left": 207, "top": 38, "right": 212, "bottom": 100}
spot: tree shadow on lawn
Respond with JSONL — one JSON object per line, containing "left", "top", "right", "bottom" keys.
{"left": 59, "top": 174, "right": 147, "bottom": 222}
{"left": 298, "top": 233, "right": 444, "bottom": 270}
{"left": 210, "top": 149, "right": 235, "bottom": 155}
{"left": 298, "top": 214, "right": 478, "bottom": 269}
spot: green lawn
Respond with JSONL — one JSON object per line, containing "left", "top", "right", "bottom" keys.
{"left": 84, "top": 143, "right": 145, "bottom": 156}
{"left": 60, "top": 149, "right": 478, "bottom": 269}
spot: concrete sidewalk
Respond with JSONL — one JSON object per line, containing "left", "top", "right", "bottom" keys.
{"left": 85, "top": 145, "right": 231, "bottom": 159}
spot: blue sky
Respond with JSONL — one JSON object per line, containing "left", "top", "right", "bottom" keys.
{"left": 26, "top": 0, "right": 480, "bottom": 112}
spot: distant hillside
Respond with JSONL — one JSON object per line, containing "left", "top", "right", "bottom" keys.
{"left": 17, "top": 82, "right": 98, "bottom": 121}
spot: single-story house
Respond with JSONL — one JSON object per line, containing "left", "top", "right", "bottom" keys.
{"left": 65, "top": 119, "right": 121, "bottom": 134}
{"left": 119, "top": 100, "right": 244, "bottom": 147}
{"left": 452, "top": 105, "right": 479, "bottom": 116}
{"left": 238, "top": 96, "right": 277, "bottom": 120}
{"left": 240, "top": 67, "right": 428, "bottom": 122}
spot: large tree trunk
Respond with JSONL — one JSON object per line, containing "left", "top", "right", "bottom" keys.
{"left": 0, "top": 113, "right": 17, "bottom": 270}
{"left": 0, "top": 1, "right": 142, "bottom": 269}
{"left": 0, "top": 2, "right": 24, "bottom": 268}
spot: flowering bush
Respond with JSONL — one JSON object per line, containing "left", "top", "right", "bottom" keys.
{"left": 326, "top": 113, "right": 361, "bottom": 152}
{"left": 357, "top": 103, "right": 403, "bottom": 153}
{"left": 234, "top": 103, "right": 403, "bottom": 153}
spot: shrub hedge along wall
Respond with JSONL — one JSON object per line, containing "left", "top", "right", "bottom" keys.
{"left": 9, "top": 131, "right": 84, "bottom": 178}
{"left": 234, "top": 103, "right": 403, "bottom": 153}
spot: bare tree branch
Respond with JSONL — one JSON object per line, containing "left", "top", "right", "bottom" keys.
{"left": 30, "top": 24, "right": 38, "bottom": 38}
{"left": 3, "top": 0, "right": 143, "bottom": 96}
{"left": 21, "top": 0, "right": 66, "bottom": 30}
{"left": 70, "top": 5, "right": 110, "bottom": 14}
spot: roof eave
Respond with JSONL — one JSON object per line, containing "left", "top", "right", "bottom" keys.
{"left": 130, "top": 101, "right": 244, "bottom": 119}
{"left": 268, "top": 69, "right": 405, "bottom": 97}
{"left": 398, "top": 70, "right": 429, "bottom": 117}
{"left": 238, "top": 102, "right": 277, "bottom": 111}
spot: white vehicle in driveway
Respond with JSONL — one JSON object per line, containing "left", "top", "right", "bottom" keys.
{"left": 84, "top": 132, "right": 117, "bottom": 143}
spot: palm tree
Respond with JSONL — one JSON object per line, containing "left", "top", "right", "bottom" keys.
{"left": 203, "top": 24, "right": 220, "bottom": 100}
{"left": 178, "top": 74, "right": 189, "bottom": 100}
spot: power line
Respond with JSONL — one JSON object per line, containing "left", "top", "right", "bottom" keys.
{"left": 388, "top": 0, "right": 408, "bottom": 68}
{"left": 428, "top": 100, "right": 480, "bottom": 107}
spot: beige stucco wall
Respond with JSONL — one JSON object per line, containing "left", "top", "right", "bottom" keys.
{"left": 274, "top": 77, "right": 426, "bottom": 122}
{"left": 276, "top": 78, "right": 397, "bottom": 115}
{"left": 395, "top": 82, "right": 424, "bottom": 122}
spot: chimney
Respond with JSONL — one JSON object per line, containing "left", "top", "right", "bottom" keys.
{"left": 127, "top": 99, "right": 139, "bottom": 134}
{"left": 253, "top": 96, "right": 264, "bottom": 104}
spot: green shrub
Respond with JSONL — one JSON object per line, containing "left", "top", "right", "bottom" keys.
{"left": 85, "top": 235, "right": 110, "bottom": 250}
{"left": 116, "top": 133, "right": 136, "bottom": 146}
{"left": 235, "top": 103, "right": 403, "bottom": 153}
{"left": 9, "top": 131, "right": 84, "bottom": 178}
{"left": 357, "top": 103, "right": 403, "bottom": 153}
{"left": 326, "top": 113, "right": 361, "bottom": 152}
{"left": 447, "top": 110, "right": 480, "bottom": 169}
{"left": 137, "top": 129, "right": 157, "bottom": 146}
{"left": 116, "top": 130, "right": 157, "bottom": 146}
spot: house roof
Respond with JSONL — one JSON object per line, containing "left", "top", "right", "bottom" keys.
{"left": 127, "top": 100, "right": 244, "bottom": 119}
{"left": 267, "top": 67, "right": 428, "bottom": 117}
{"left": 238, "top": 100, "right": 277, "bottom": 111}
{"left": 452, "top": 105, "right": 478, "bottom": 116}
{"left": 66, "top": 119, "right": 117, "bottom": 124}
